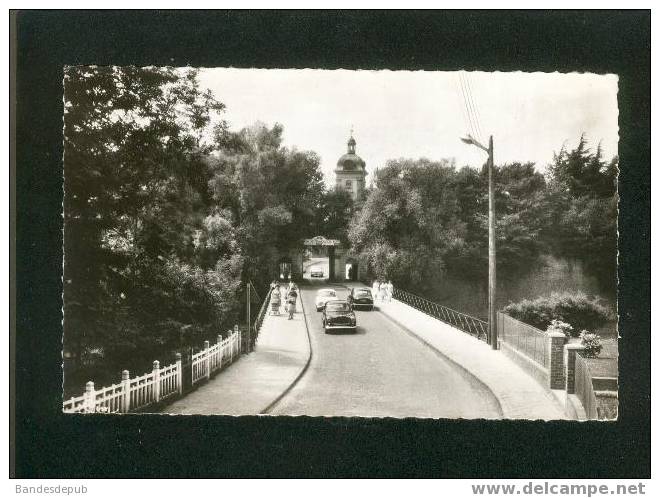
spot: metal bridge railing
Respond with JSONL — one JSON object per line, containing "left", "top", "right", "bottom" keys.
{"left": 251, "top": 283, "right": 272, "bottom": 350}
{"left": 575, "top": 353, "right": 598, "bottom": 420}
{"left": 497, "top": 312, "right": 548, "bottom": 368}
{"left": 392, "top": 287, "right": 489, "bottom": 342}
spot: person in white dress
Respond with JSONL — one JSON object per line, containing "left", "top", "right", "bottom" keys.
{"left": 372, "top": 279, "right": 380, "bottom": 302}
{"left": 378, "top": 282, "right": 386, "bottom": 302}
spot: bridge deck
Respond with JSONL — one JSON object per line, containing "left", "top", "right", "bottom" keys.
{"left": 163, "top": 297, "right": 309, "bottom": 415}
{"left": 372, "top": 290, "right": 566, "bottom": 420}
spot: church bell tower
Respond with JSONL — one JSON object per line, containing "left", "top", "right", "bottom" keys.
{"left": 334, "top": 130, "right": 367, "bottom": 202}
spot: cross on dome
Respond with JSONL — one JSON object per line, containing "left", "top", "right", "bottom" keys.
{"left": 347, "top": 127, "right": 356, "bottom": 153}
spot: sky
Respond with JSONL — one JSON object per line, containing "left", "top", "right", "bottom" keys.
{"left": 198, "top": 68, "right": 618, "bottom": 186}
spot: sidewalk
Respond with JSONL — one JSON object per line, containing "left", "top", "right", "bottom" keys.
{"left": 163, "top": 292, "right": 310, "bottom": 415}
{"left": 376, "top": 297, "right": 566, "bottom": 420}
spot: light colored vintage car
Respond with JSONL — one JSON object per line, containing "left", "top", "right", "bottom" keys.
{"left": 315, "top": 288, "right": 337, "bottom": 311}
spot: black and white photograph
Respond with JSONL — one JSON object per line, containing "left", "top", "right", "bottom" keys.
{"left": 61, "top": 67, "right": 619, "bottom": 420}
{"left": 11, "top": 9, "right": 650, "bottom": 482}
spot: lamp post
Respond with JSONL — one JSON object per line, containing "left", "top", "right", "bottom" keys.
{"left": 460, "top": 134, "right": 497, "bottom": 349}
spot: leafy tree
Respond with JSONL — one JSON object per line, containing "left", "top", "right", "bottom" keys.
{"left": 63, "top": 66, "right": 237, "bottom": 386}
{"left": 350, "top": 158, "right": 554, "bottom": 294}
{"left": 349, "top": 158, "right": 463, "bottom": 290}
{"left": 208, "top": 122, "right": 325, "bottom": 290}
{"left": 548, "top": 136, "right": 617, "bottom": 199}
{"left": 545, "top": 136, "right": 618, "bottom": 291}
{"left": 348, "top": 135, "right": 616, "bottom": 315}
{"left": 314, "top": 189, "right": 355, "bottom": 244}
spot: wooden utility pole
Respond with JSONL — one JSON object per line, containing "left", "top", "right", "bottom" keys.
{"left": 487, "top": 135, "right": 497, "bottom": 350}
{"left": 461, "top": 133, "right": 498, "bottom": 349}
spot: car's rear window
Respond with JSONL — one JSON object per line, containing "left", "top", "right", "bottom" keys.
{"left": 326, "top": 302, "right": 350, "bottom": 312}
{"left": 355, "top": 290, "right": 371, "bottom": 297}
{"left": 320, "top": 290, "right": 336, "bottom": 297}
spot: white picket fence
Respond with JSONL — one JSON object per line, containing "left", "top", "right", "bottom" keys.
{"left": 191, "top": 330, "right": 242, "bottom": 385}
{"left": 63, "top": 328, "right": 242, "bottom": 413}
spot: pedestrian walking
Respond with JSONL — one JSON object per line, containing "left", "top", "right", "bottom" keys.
{"left": 270, "top": 285, "right": 281, "bottom": 315}
{"left": 287, "top": 285, "right": 298, "bottom": 320}
{"left": 386, "top": 280, "right": 394, "bottom": 302}
{"left": 379, "top": 281, "right": 387, "bottom": 302}
{"left": 372, "top": 279, "right": 380, "bottom": 302}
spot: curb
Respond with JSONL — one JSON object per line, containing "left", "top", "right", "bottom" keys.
{"left": 338, "top": 283, "right": 504, "bottom": 417}
{"left": 259, "top": 288, "right": 313, "bottom": 414}
{"left": 376, "top": 302, "right": 505, "bottom": 418}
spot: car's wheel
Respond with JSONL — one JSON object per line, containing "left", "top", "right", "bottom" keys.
{"left": 367, "top": 306, "right": 373, "bottom": 311}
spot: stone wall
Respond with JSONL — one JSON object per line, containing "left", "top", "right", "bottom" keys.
{"left": 332, "top": 248, "right": 368, "bottom": 282}
{"left": 427, "top": 254, "right": 613, "bottom": 321}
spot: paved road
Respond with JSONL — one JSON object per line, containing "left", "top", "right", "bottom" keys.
{"left": 271, "top": 284, "right": 502, "bottom": 418}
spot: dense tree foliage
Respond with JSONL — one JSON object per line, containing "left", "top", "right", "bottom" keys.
{"left": 313, "top": 189, "right": 355, "bottom": 244}
{"left": 349, "top": 137, "right": 617, "bottom": 300}
{"left": 64, "top": 67, "right": 238, "bottom": 383}
{"left": 545, "top": 136, "right": 618, "bottom": 291}
{"left": 349, "top": 158, "right": 551, "bottom": 292}
{"left": 350, "top": 159, "right": 461, "bottom": 287}
{"left": 63, "top": 69, "right": 327, "bottom": 393}
{"left": 207, "top": 122, "right": 326, "bottom": 291}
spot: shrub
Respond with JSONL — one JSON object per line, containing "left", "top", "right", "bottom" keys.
{"left": 580, "top": 330, "right": 603, "bottom": 358}
{"left": 546, "top": 319, "right": 573, "bottom": 338}
{"left": 502, "top": 291, "right": 612, "bottom": 336}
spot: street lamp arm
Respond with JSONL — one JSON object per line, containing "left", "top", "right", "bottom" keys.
{"left": 459, "top": 134, "right": 488, "bottom": 153}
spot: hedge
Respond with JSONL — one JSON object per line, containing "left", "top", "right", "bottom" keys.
{"left": 502, "top": 292, "right": 613, "bottom": 337}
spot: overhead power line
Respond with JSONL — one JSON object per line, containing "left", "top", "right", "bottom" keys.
{"left": 455, "top": 73, "right": 472, "bottom": 138}
{"left": 464, "top": 73, "right": 485, "bottom": 143}
{"left": 457, "top": 71, "right": 488, "bottom": 147}
{"left": 458, "top": 72, "right": 478, "bottom": 141}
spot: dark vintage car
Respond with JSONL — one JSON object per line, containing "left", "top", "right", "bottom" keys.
{"left": 321, "top": 300, "right": 356, "bottom": 333}
{"left": 347, "top": 287, "right": 374, "bottom": 310}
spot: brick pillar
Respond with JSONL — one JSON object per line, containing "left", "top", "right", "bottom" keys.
{"left": 547, "top": 332, "right": 567, "bottom": 390}
{"left": 565, "top": 343, "right": 586, "bottom": 394}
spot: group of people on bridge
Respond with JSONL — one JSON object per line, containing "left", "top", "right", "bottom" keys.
{"left": 269, "top": 280, "right": 298, "bottom": 320}
{"left": 267, "top": 277, "right": 393, "bottom": 322}
{"left": 372, "top": 279, "right": 394, "bottom": 302}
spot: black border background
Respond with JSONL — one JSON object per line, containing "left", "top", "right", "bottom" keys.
{"left": 13, "top": 10, "right": 650, "bottom": 478}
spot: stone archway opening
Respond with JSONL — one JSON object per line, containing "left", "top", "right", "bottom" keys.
{"left": 303, "top": 236, "right": 342, "bottom": 282}
{"left": 277, "top": 256, "right": 293, "bottom": 281}
{"left": 345, "top": 260, "right": 359, "bottom": 281}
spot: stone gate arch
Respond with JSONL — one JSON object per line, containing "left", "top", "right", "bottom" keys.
{"left": 303, "top": 236, "right": 342, "bottom": 281}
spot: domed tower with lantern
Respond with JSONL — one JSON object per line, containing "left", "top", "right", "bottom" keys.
{"left": 335, "top": 130, "right": 367, "bottom": 202}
